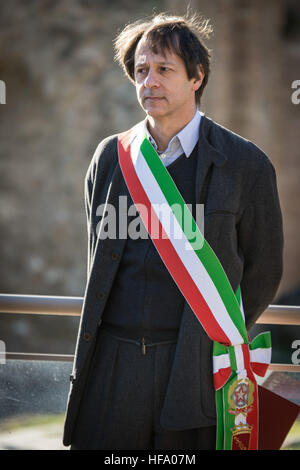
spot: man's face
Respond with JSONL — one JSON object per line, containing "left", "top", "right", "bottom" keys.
{"left": 134, "top": 39, "right": 202, "bottom": 121}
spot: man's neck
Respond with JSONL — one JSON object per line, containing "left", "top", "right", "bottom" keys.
{"left": 146, "top": 107, "right": 197, "bottom": 152}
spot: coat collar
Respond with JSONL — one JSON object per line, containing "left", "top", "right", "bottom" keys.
{"left": 196, "top": 113, "right": 228, "bottom": 168}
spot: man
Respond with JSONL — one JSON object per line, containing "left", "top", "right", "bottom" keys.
{"left": 63, "top": 12, "right": 283, "bottom": 450}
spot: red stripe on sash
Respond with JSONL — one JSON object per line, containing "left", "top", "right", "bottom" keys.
{"left": 213, "top": 367, "right": 232, "bottom": 390}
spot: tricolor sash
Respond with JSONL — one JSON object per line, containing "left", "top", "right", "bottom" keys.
{"left": 117, "top": 125, "right": 271, "bottom": 450}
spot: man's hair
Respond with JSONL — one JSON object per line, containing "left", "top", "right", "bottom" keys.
{"left": 114, "top": 11, "right": 213, "bottom": 105}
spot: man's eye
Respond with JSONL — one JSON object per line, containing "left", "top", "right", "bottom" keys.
{"left": 160, "top": 67, "right": 169, "bottom": 73}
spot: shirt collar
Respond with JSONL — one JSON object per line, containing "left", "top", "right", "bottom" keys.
{"left": 144, "top": 109, "right": 202, "bottom": 158}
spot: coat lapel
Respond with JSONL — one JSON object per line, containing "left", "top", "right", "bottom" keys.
{"left": 88, "top": 161, "right": 129, "bottom": 277}
{"left": 194, "top": 114, "right": 227, "bottom": 205}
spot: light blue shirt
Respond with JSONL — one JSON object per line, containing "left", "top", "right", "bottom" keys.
{"left": 144, "top": 109, "right": 203, "bottom": 167}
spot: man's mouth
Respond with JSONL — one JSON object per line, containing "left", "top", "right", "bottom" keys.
{"left": 144, "top": 96, "right": 165, "bottom": 101}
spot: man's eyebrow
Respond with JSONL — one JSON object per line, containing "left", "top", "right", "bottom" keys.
{"left": 135, "top": 60, "right": 176, "bottom": 69}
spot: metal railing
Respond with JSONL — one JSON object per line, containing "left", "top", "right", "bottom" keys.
{"left": 0, "top": 294, "right": 300, "bottom": 371}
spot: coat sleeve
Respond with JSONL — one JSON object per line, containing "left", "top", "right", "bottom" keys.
{"left": 238, "top": 157, "right": 284, "bottom": 330}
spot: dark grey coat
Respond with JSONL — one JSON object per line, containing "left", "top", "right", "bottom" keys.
{"left": 63, "top": 114, "right": 283, "bottom": 446}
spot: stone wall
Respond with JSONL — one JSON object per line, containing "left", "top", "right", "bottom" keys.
{"left": 0, "top": 0, "right": 299, "bottom": 305}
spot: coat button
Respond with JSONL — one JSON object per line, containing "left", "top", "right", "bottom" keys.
{"left": 111, "top": 252, "right": 119, "bottom": 261}
{"left": 83, "top": 332, "right": 92, "bottom": 342}
{"left": 98, "top": 291, "right": 106, "bottom": 300}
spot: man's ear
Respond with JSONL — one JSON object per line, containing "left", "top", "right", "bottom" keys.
{"left": 192, "top": 64, "right": 205, "bottom": 92}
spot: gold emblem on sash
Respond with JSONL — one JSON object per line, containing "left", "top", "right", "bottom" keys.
{"left": 228, "top": 378, "right": 255, "bottom": 450}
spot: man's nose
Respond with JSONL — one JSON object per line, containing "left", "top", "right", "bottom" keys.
{"left": 144, "top": 69, "right": 159, "bottom": 88}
